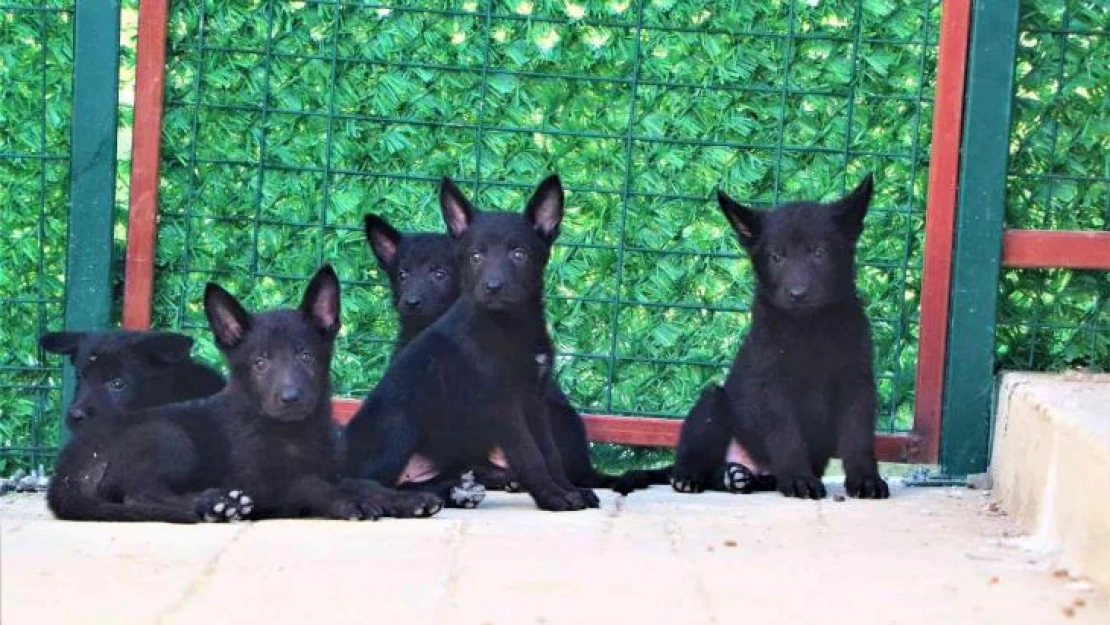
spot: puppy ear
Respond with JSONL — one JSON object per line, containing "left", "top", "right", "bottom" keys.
{"left": 363, "top": 214, "right": 402, "bottom": 270}
{"left": 136, "top": 332, "right": 195, "bottom": 363}
{"left": 301, "top": 265, "right": 341, "bottom": 338}
{"left": 716, "top": 189, "right": 760, "bottom": 248}
{"left": 524, "top": 174, "right": 564, "bottom": 243}
{"left": 830, "top": 174, "right": 874, "bottom": 240}
{"left": 39, "top": 332, "right": 86, "bottom": 358}
{"left": 439, "top": 177, "right": 476, "bottom": 239}
{"left": 204, "top": 283, "right": 251, "bottom": 349}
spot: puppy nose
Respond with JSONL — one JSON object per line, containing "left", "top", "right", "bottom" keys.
{"left": 788, "top": 286, "right": 808, "bottom": 302}
{"left": 484, "top": 278, "right": 503, "bottom": 293}
{"left": 403, "top": 297, "right": 421, "bottom": 310}
{"left": 280, "top": 387, "right": 303, "bottom": 405}
{"left": 69, "top": 408, "right": 88, "bottom": 423}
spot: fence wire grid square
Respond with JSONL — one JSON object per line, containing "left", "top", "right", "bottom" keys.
{"left": 151, "top": 0, "right": 939, "bottom": 439}
{"left": 997, "top": 0, "right": 1108, "bottom": 372}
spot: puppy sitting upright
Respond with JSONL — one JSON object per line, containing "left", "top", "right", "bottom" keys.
{"left": 672, "top": 175, "right": 889, "bottom": 500}
{"left": 345, "top": 175, "right": 597, "bottom": 511}
{"left": 49, "top": 266, "right": 441, "bottom": 522}
{"left": 364, "top": 214, "right": 654, "bottom": 496}
{"left": 39, "top": 330, "right": 225, "bottom": 430}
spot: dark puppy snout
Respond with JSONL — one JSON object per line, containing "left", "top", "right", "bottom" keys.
{"left": 68, "top": 407, "right": 88, "bottom": 423}
{"left": 484, "top": 278, "right": 504, "bottom": 294}
{"left": 279, "top": 386, "right": 303, "bottom": 405}
{"left": 788, "top": 286, "right": 808, "bottom": 302}
{"left": 403, "top": 296, "right": 422, "bottom": 311}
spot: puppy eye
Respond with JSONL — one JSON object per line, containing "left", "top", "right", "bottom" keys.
{"left": 398, "top": 270, "right": 409, "bottom": 282}
{"left": 770, "top": 251, "right": 785, "bottom": 264}
{"left": 298, "top": 351, "right": 314, "bottom": 364}
{"left": 811, "top": 246, "right": 826, "bottom": 259}
{"left": 433, "top": 269, "right": 448, "bottom": 281}
{"left": 510, "top": 248, "right": 527, "bottom": 262}
{"left": 108, "top": 378, "right": 126, "bottom": 391}
{"left": 469, "top": 251, "right": 483, "bottom": 265}
{"left": 253, "top": 357, "right": 269, "bottom": 372}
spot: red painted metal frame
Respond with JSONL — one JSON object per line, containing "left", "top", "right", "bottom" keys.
{"left": 122, "top": 0, "right": 973, "bottom": 464}
{"left": 332, "top": 400, "right": 922, "bottom": 461}
{"left": 1002, "top": 230, "right": 1110, "bottom": 270}
{"left": 121, "top": 0, "right": 168, "bottom": 330}
{"left": 910, "top": 0, "right": 973, "bottom": 464}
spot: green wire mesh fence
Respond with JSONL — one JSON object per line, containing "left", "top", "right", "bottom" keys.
{"left": 0, "top": 1, "right": 74, "bottom": 473}
{"left": 152, "top": 0, "right": 939, "bottom": 438}
{"left": 996, "top": 0, "right": 1109, "bottom": 372}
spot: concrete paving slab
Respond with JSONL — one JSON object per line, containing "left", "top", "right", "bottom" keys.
{"left": 2, "top": 485, "right": 1107, "bottom": 625}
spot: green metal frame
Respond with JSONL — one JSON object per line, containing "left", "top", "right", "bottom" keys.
{"left": 940, "top": 0, "right": 1021, "bottom": 476}
{"left": 60, "top": 0, "right": 122, "bottom": 440}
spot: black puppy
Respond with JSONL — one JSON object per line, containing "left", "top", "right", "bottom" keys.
{"left": 345, "top": 176, "right": 598, "bottom": 511}
{"left": 39, "top": 330, "right": 225, "bottom": 430}
{"left": 672, "top": 175, "right": 889, "bottom": 500}
{"left": 363, "top": 214, "right": 655, "bottom": 496}
{"left": 363, "top": 216, "right": 460, "bottom": 355}
{"left": 49, "top": 266, "right": 442, "bottom": 522}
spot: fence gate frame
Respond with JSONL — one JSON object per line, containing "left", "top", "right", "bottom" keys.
{"left": 101, "top": 0, "right": 986, "bottom": 468}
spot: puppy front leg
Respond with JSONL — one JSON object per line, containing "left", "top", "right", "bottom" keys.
{"left": 339, "top": 478, "right": 444, "bottom": 518}
{"left": 524, "top": 394, "right": 599, "bottom": 508}
{"left": 285, "top": 475, "right": 375, "bottom": 520}
{"left": 836, "top": 376, "right": 889, "bottom": 499}
{"left": 500, "top": 413, "right": 586, "bottom": 512}
{"left": 672, "top": 384, "right": 734, "bottom": 494}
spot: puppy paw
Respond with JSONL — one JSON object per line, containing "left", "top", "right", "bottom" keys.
{"left": 719, "top": 462, "right": 756, "bottom": 494}
{"left": 670, "top": 469, "right": 705, "bottom": 494}
{"left": 352, "top": 496, "right": 384, "bottom": 521}
{"left": 196, "top": 489, "right": 254, "bottom": 523}
{"left": 449, "top": 472, "right": 487, "bottom": 509}
{"left": 845, "top": 474, "right": 889, "bottom": 499}
{"left": 393, "top": 491, "right": 444, "bottom": 518}
{"left": 576, "top": 487, "right": 600, "bottom": 508}
{"left": 777, "top": 475, "right": 826, "bottom": 500}
{"left": 330, "top": 498, "right": 370, "bottom": 521}
{"left": 534, "top": 489, "right": 588, "bottom": 512}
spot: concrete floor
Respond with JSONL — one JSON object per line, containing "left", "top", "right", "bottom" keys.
{"left": 2, "top": 484, "right": 1106, "bottom": 625}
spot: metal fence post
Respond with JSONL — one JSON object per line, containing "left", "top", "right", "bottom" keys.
{"left": 61, "top": 0, "right": 122, "bottom": 440}
{"left": 941, "top": 0, "right": 1021, "bottom": 476}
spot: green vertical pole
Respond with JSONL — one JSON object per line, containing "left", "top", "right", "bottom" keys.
{"left": 940, "top": 0, "right": 1020, "bottom": 476}
{"left": 61, "top": 0, "right": 122, "bottom": 441}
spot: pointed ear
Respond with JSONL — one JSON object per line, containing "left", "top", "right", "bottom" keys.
{"left": 439, "top": 177, "right": 475, "bottom": 239}
{"left": 716, "top": 189, "right": 760, "bottom": 248}
{"left": 363, "top": 214, "right": 402, "bottom": 270}
{"left": 301, "top": 265, "right": 341, "bottom": 337}
{"left": 39, "top": 332, "right": 86, "bottom": 358}
{"left": 136, "top": 332, "right": 195, "bottom": 363}
{"left": 524, "top": 174, "right": 564, "bottom": 242}
{"left": 204, "top": 283, "right": 251, "bottom": 349}
{"left": 830, "top": 174, "right": 873, "bottom": 239}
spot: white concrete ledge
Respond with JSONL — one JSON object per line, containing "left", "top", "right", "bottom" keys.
{"left": 992, "top": 372, "right": 1110, "bottom": 592}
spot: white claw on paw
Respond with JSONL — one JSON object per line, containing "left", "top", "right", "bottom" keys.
{"left": 229, "top": 490, "right": 241, "bottom": 499}
{"left": 213, "top": 502, "right": 226, "bottom": 514}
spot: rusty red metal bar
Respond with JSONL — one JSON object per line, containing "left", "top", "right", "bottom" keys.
{"left": 121, "top": 0, "right": 168, "bottom": 330}
{"left": 912, "top": 0, "right": 972, "bottom": 464}
{"left": 331, "top": 399, "right": 922, "bottom": 462}
{"left": 1002, "top": 230, "right": 1110, "bottom": 270}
